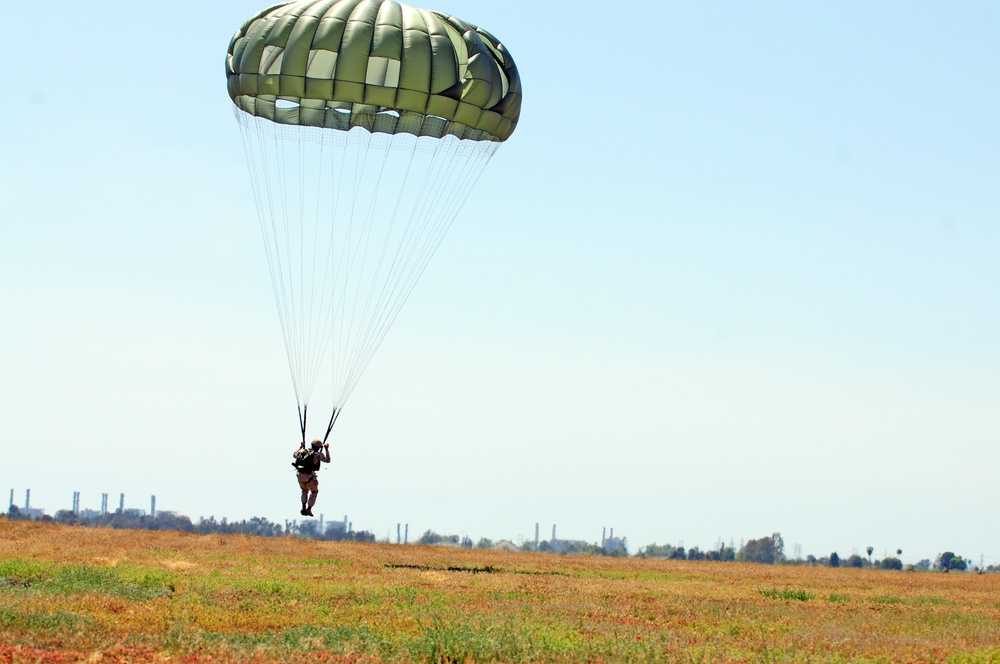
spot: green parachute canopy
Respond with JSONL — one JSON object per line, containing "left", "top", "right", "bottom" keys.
{"left": 226, "top": 0, "right": 521, "bottom": 141}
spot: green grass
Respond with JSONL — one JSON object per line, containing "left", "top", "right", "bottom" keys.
{"left": 872, "top": 594, "right": 905, "bottom": 605}
{"left": 948, "top": 648, "right": 1000, "bottom": 663}
{"left": 0, "top": 558, "right": 174, "bottom": 600}
{"left": 913, "top": 595, "right": 953, "bottom": 606}
{"left": 0, "top": 607, "right": 101, "bottom": 633}
{"left": 759, "top": 587, "right": 814, "bottom": 601}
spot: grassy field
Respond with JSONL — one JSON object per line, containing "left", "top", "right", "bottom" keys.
{"left": 1, "top": 520, "right": 998, "bottom": 663}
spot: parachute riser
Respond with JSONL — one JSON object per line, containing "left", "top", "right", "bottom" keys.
{"left": 298, "top": 404, "right": 308, "bottom": 446}
{"left": 323, "top": 408, "right": 340, "bottom": 446}
{"left": 297, "top": 404, "right": 338, "bottom": 447}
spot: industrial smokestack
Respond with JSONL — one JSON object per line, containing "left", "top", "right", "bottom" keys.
{"left": 397, "top": 523, "right": 401, "bottom": 544}
{"left": 610, "top": 527, "right": 614, "bottom": 540}
{"left": 101, "top": 493, "right": 108, "bottom": 515}
{"left": 405, "top": 524, "right": 409, "bottom": 544}
{"left": 118, "top": 493, "right": 124, "bottom": 513}
{"left": 150, "top": 495, "right": 156, "bottom": 517}
{"left": 25, "top": 489, "right": 30, "bottom": 511}
{"left": 535, "top": 523, "right": 539, "bottom": 548}
{"left": 552, "top": 524, "right": 556, "bottom": 542}
{"left": 602, "top": 527, "right": 606, "bottom": 545}
{"left": 8, "top": 489, "right": 13, "bottom": 511}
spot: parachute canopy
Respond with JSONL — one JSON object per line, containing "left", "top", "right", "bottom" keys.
{"left": 226, "top": 0, "right": 520, "bottom": 443}
{"left": 226, "top": 0, "right": 521, "bottom": 141}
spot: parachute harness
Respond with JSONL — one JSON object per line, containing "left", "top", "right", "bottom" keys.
{"left": 236, "top": 108, "right": 499, "bottom": 443}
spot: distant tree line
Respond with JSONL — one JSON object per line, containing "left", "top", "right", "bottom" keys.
{"left": 414, "top": 530, "right": 475, "bottom": 548}
{"left": 3, "top": 505, "right": 373, "bottom": 542}
{"left": 4, "top": 507, "right": 989, "bottom": 571}
{"left": 637, "top": 542, "right": 737, "bottom": 562}
{"left": 636, "top": 532, "right": 988, "bottom": 573}
{"left": 411, "top": 531, "right": 629, "bottom": 557}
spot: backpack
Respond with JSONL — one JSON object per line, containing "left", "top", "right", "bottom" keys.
{"left": 292, "top": 448, "right": 319, "bottom": 473}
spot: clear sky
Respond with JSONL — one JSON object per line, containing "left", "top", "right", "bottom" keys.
{"left": 2, "top": 1, "right": 998, "bottom": 565}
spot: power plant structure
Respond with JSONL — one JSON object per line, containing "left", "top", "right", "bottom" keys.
{"left": 4, "top": 489, "right": 170, "bottom": 521}
{"left": 4, "top": 487, "right": 630, "bottom": 554}
{"left": 524, "top": 523, "right": 626, "bottom": 554}
{"left": 4, "top": 488, "right": 45, "bottom": 519}
{"left": 602, "top": 526, "right": 627, "bottom": 553}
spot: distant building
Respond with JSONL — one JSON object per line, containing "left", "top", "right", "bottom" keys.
{"left": 325, "top": 521, "right": 346, "bottom": 536}
{"left": 324, "top": 515, "right": 350, "bottom": 536}
{"left": 601, "top": 527, "right": 627, "bottom": 554}
{"left": 493, "top": 540, "right": 519, "bottom": 552}
{"left": 549, "top": 538, "right": 590, "bottom": 554}
{"left": 602, "top": 536, "right": 627, "bottom": 553}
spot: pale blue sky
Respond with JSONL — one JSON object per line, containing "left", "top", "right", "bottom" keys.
{"left": 2, "top": 1, "right": 998, "bottom": 564}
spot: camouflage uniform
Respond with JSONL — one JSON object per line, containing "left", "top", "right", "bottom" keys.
{"left": 294, "top": 442, "right": 330, "bottom": 515}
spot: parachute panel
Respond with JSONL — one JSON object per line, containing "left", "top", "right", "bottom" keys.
{"left": 227, "top": 0, "right": 521, "bottom": 141}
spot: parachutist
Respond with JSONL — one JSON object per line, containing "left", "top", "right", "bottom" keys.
{"left": 292, "top": 440, "right": 330, "bottom": 516}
